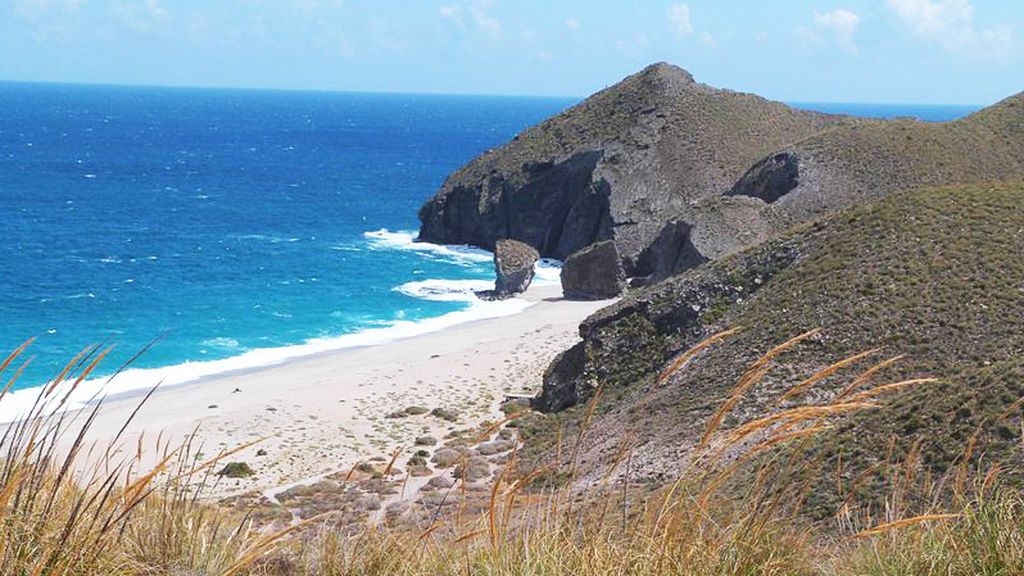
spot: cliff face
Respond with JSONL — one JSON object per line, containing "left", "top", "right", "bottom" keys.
{"left": 418, "top": 150, "right": 612, "bottom": 261}
{"left": 417, "top": 63, "right": 845, "bottom": 277}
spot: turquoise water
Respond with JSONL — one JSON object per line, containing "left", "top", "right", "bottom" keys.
{"left": 0, "top": 83, "right": 979, "bottom": 418}
{"left": 0, "top": 83, "right": 571, "bottom": 417}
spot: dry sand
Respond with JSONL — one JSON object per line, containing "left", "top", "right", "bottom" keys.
{"left": 72, "top": 284, "right": 609, "bottom": 499}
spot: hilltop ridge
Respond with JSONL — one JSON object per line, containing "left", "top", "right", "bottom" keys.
{"left": 418, "top": 62, "right": 1024, "bottom": 290}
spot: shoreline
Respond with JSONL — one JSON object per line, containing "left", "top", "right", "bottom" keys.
{"left": 0, "top": 271, "right": 551, "bottom": 424}
{"left": 60, "top": 283, "right": 611, "bottom": 499}
{"left": 85, "top": 295, "right": 534, "bottom": 408}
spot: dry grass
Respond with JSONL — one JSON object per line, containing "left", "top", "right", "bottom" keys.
{"left": 1, "top": 331, "right": 1022, "bottom": 575}
{"left": 0, "top": 342, "right": 290, "bottom": 575}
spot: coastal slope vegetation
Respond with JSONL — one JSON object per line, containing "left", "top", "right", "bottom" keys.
{"left": 530, "top": 181, "right": 1024, "bottom": 516}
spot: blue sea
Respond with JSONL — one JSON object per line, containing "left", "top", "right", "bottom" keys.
{"left": 0, "top": 82, "right": 979, "bottom": 419}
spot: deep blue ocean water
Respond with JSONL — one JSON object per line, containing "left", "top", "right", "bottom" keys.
{"left": 0, "top": 82, "right": 979, "bottom": 417}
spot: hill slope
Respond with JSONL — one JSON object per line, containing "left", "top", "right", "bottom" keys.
{"left": 728, "top": 92, "right": 1024, "bottom": 222}
{"left": 417, "top": 62, "right": 846, "bottom": 277}
{"left": 530, "top": 182, "right": 1024, "bottom": 513}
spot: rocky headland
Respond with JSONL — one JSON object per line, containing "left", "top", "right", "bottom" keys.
{"left": 417, "top": 62, "right": 848, "bottom": 288}
{"left": 418, "top": 62, "right": 1024, "bottom": 297}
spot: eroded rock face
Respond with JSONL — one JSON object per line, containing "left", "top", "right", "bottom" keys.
{"left": 727, "top": 153, "right": 800, "bottom": 204}
{"left": 633, "top": 220, "right": 708, "bottom": 285}
{"left": 535, "top": 236, "right": 805, "bottom": 412}
{"left": 532, "top": 342, "right": 586, "bottom": 412}
{"left": 418, "top": 150, "right": 612, "bottom": 261}
{"left": 493, "top": 239, "right": 539, "bottom": 298}
{"left": 560, "top": 240, "right": 626, "bottom": 300}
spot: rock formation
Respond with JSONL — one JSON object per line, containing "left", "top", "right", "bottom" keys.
{"left": 489, "top": 239, "right": 539, "bottom": 299}
{"left": 419, "top": 62, "right": 1024, "bottom": 291}
{"left": 560, "top": 241, "right": 626, "bottom": 300}
{"left": 418, "top": 62, "right": 846, "bottom": 282}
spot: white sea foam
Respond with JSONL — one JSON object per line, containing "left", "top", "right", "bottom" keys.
{"left": 0, "top": 230, "right": 561, "bottom": 423}
{"left": 364, "top": 229, "right": 492, "bottom": 266}
{"left": 201, "top": 337, "right": 241, "bottom": 349}
{"left": 534, "top": 258, "right": 563, "bottom": 286}
{"left": 235, "top": 234, "right": 301, "bottom": 244}
{"left": 0, "top": 294, "right": 532, "bottom": 423}
{"left": 394, "top": 278, "right": 492, "bottom": 302}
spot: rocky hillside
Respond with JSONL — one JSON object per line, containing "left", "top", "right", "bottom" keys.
{"left": 527, "top": 182, "right": 1024, "bottom": 515}
{"left": 418, "top": 62, "right": 1024, "bottom": 289}
{"left": 417, "top": 62, "right": 847, "bottom": 278}
{"left": 727, "top": 92, "right": 1024, "bottom": 224}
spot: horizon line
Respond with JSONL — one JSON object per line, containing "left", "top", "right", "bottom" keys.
{"left": 0, "top": 77, "right": 987, "bottom": 109}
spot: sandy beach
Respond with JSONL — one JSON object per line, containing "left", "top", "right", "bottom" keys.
{"left": 69, "top": 284, "right": 609, "bottom": 501}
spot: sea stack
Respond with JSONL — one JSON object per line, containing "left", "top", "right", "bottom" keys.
{"left": 490, "top": 239, "right": 539, "bottom": 299}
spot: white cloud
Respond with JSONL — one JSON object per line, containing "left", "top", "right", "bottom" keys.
{"left": 886, "top": 0, "right": 1014, "bottom": 59}
{"left": 814, "top": 8, "right": 860, "bottom": 54}
{"left": 439, "top": 4, "right": 466, "bottom": 33}
{"left": 441, "top": 0, "right": 501, "bottom": 38}
{"left": 699, "top": 31, "right": 715, "bottom": 46}
{"left": 666, "top": 3, "right": 693, "bottom": 37}
{"left": 289, "top": 0, "right": 344, "bottom": 11}
{"left": 469, "top": 0, "right": 501, "bottom": 38}
{"left": 12, "top": 0, "right": 85, "bottom": 41}
{"left": 566, "top": 18, "right": 579, "bottom": 31}
{"left": 14, "top": 0, "right": 84, "bottom": 20}
{"left": 110, "top": 0, "right": 170, "bottom": 32}
{"left": 888, "top": 0, "right": 970, "bottom": 37}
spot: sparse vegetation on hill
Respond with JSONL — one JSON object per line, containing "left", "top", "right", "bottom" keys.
{"left": 532, "top": 182, "right": 1024, "bottom": 519}
{"left": 749, "top": 92, "right": 1024, "bottom": 224}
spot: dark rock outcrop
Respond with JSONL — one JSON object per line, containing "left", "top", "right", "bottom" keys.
{"left": 418, "top": 62, "right": 847, "bottom": 280}
{"left": 420, "top": 151, "right": 612, "bottom": 261}
{"left": 633, "top": 219, "right": 708, "bottom": 285}
{"left": 491, "top": 239, "right": 539, "bottom": 298}
{"left": 537, "top": 234, "right": 806, "bottom": 412}
{"left": 560, "top": 240, "right": 626, "bottom": 300}
{"left": 533, "top": 342, "right": 586, "bottom": 412}
{"left": 727, "top": 152, "right": 800, "bottom": 203}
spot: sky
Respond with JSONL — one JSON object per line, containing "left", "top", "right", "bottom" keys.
{"left": 1, "top": 0, "right": 1022, "bottom": 105}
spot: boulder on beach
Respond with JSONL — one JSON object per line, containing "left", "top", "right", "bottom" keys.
{"left": 560, "top": 240, "right": 626, "bottom": 300}
{"left": 487, "top": 239, "right": 539, "bottom": 299}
